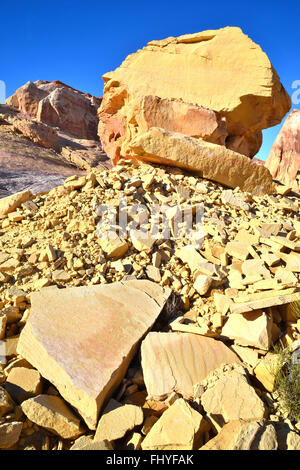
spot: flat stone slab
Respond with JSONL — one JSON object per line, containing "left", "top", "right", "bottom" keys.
{"left": 17, "top": 280, "right": 171, "bottom": 429}
{"left": 230, "top": 289, "right": 300, "bottom": 314}
{"left": 141, "top": 332, "right": 240, "bottom": 400}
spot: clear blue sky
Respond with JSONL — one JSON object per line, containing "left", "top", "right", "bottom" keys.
{"left": 1, "top": 0, "right": 299, "bottom": 160}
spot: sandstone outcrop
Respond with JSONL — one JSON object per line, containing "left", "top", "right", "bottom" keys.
{"left": 200, "top": 367, "right": 266, "bottom": 424}
{"left": 37, "top": 87, "right": 100, "bottom": 140}
{"left": 98, "top": 26, "right": 290, "bottom": 163}
{"left": 7, "top": 80, "right": 101, "bottom": 140}
{"left": 141, "top": 398, "right": 209, "bottom": 450}
{"left": 141, "top": 332, "right": 240, "bottom": 400}
{"left": 265, "top": 110, "right": 300, "bottom": 189}
{"left": 17, "top": 281, "right": 171, "bottom": 429}
{"left": 129, "top": 127, "right": 275, "bottom": 195}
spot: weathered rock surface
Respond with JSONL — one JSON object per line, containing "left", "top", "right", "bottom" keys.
{"left": 17, "top": 281, "right": 171, "bottom": 429}
{"left": 129, "top": 127, "right": 275, "bottom": 195}
{"left": 200, "top": 420, "right": 277, "bottom": 450}
{"left": 0, "top": 104, "right": 109, "bottom": 195}
{"left": 141, "top": 398, "right": 209, "bottom": 450}
{"left": 99, "top": 27, "right": 290, "bottom": 163}
{"left": 0, "top": 421, "right": 23, "bottom": 449}
{"left": 5, "top": 366, "right": 43, "bottom": 403}
{"left": 141, "top": 332, "right": 240, "bottom": 400}
{"left": 94, "top": 399, "right": 143, "bottom": 443}
{"left": 221, "top": 310, "right": 273, "bottom": 350}
{"left": 200, "top": 368, "right": 266, "bottom": 424}
{"left": 12, "top": 117, "right": 59, "bottom": 150}
{"left": 21, "top": 394, "right": 84, "bottom": 439}
{"left": 70, "top": 436, "right": 113, "bottom": 450}
{"left": 37, "top": 87, "right": 101, "bottom": 140}
{"left": 266, "top": 110, "right": 300, "bottom": 189}
{"left": 0, "top": 190, "right": 32, "bottom": 216}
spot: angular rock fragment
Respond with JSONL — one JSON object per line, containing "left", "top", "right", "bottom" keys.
{"left": 99, "top": 27, "right": 290, "bottom": 162}
{"left": 0, "top": 190, "right": 32, "bottom": 216}
{"left": 254, "top": 353, "right": 278, "bottom": 392}
{"left": 129, "top": 128, "right": 275, "bottom": 195}
{"left": 5, "top": 367, "right": 43, "bottom": 403}
{"left": 201, "top": 368, "right": 266, "bottom": 424}
{"left": 141, "top": 332, "right": 240, "bottom": 400}
{"left": 200, "top": 420, "right": 277, "bottom": 450}
{"left": 94, "top": 399, "right": 143, "bottom": 443}
{"left": 17, "top": 281, "right": 171, "bottom": 429}
{"left": 141, "top": 398, "right": 209, "bottom": 450}
{"left": 0, "top": 386, "right": 14, "bottom": 417}
{"left": 0, "top": 421, "right": 23, "bottom": 449}
{"left": 21, "top": 395, "right": 84, "bottom": 439}
{"left": 70, "top": 436, "right": 113, "bottom": 450}
{"left": 230, "top": 290, "right": 300, "bottom": 314}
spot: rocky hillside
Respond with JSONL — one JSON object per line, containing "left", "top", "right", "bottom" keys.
{"left": 0, "top": 158, "right": 299, "bottom": 450}
{"left": 0, "top": 26, "right": 299, "bottom": 451}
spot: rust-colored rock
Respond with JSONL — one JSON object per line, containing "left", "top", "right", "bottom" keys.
{"left": 265, "top": 110, "right": 300, "bottom": 189}
{"left": 98, "top": 27, "right": 290, "bottom": 163}
{"left": 17, "top": 281, "right": 171, "bottom": 430}
{"left": 141, "top": 332, "right": 240, "bottom": 401}
{"left": 12, "top": 117, "right": 59, "bottom": 149}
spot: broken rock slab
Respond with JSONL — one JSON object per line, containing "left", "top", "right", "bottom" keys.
{"left": 230, "top": 289, "right": 300, "bottom": 315}
{"left": 129, "top": 127, "right": 275, "bottom": 195}
{"left": 141, "top": 332, "right": 240, "bottom": 401}
{"left": 94, "top": 398, "right": 144, "bottom": 443}
{"left": 141, "top": 398, "right": 209, "bottom": 450}
{"left": 0, "top": 190, "right": 32, "bottom": 216}
{"left": 17, "top": 280, "right": 171, "bottom": 429}
{"left": 221, "top": 310, "right": 273, "bottom": 350}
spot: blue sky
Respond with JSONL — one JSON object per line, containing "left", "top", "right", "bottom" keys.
{"left": 1, "top": 0, "right": 299, "bottom": 160}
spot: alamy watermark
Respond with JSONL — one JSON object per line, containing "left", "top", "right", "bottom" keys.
{"left": 0, "top": 80, "right": 6, "bottom": 104}
{"left": 292, "top": 80, "right": 300, "bottom": 105}
{"left": 96, "top": 197, "right": 206, "bottom": 244}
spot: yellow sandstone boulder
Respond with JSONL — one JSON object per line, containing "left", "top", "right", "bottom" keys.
{"left": 129, "top": 127, "right": 275, "bottom": 195}
{"left": 98, "top": 27, "right": 290, "bottom": 163}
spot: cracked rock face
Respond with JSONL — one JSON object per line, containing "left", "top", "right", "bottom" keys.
{"left": 17, "top": 280, "right": 171, "bottom": 429}
{"left": 98, "top": 26, "right": 290, "bottom": 164}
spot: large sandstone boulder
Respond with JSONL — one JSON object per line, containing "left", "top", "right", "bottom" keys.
{"left": 141, "top": 332, "right": 240, "bottom": 401}
{"left": 129, "top": 127, "right": 275, "bottom": 195}
{"left": 265, "top": 110, "right": 300, "bottom": 189}
{"left": 17, "top": 281, "right": 171, "bottom": 430}
{"left": 98, "top": 27, "right": 290, "bottom": 163}
{"left": 7, "top": 80, "right": 101, "bottom": 140}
